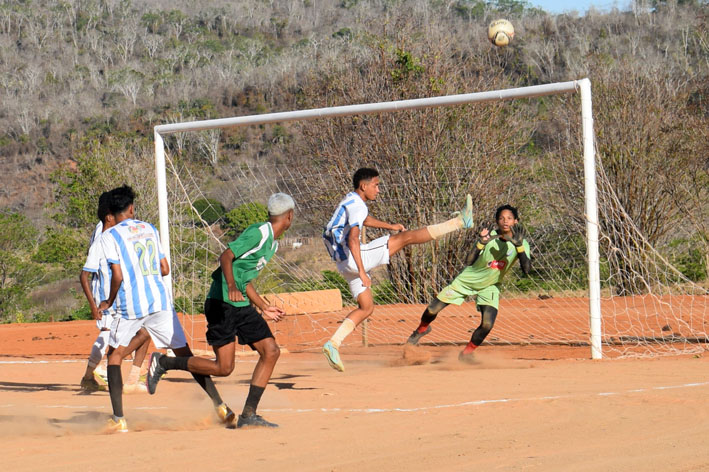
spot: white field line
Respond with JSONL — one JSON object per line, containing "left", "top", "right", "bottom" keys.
{"left": 2, "top": 381, "right": 706, "bottom": 415}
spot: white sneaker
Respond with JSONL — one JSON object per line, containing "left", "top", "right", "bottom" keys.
{"left": 123, "top": 382, "right": 148, "bottom": 394}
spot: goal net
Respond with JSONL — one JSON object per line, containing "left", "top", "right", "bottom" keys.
{"left": 155, "top": 80, "right": 708, "bottom": 359}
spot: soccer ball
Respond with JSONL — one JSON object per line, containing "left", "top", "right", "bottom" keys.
{"left": 488, "top": 19, "right": 514, "bottom": 47}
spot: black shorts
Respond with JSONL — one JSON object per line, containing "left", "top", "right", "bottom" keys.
{"left": 204, "top": 298, "right": 274, "bottom": 349}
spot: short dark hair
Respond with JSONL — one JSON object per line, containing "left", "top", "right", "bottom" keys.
{"left": 495, "top": 204, "right": 519, "bottom": 221}
{"left": 97, "top": 191, "right": 111, "bottom": 223}
{"left": 108, "top": 185, "right": 135, "bottom": 215}
{"left": 353, "top": 168, "right": 379, "bottom": 190}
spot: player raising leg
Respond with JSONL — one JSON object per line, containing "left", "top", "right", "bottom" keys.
{"left": 321, "top": 167, "right": 474, "bottom": 372}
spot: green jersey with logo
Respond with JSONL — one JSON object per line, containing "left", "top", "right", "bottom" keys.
{"left": 437, "top": 231, "right": 530, "bottom": 309}
{"left": 454, "top": 235, "right": 530, "bottom": 290}
{"left": 207, "top": 222, "right": 278, "bottom": 307}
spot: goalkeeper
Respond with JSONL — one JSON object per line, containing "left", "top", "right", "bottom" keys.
{"left": 406, "top": 204, "right": 531, "bottom": 361}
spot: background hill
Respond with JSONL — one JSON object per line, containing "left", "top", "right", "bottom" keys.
{"left": 0, "top": 0, "right": 706, "bottom": 322}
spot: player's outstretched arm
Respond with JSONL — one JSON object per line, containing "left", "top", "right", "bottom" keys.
{"left": 363, "top": 215, "right": 405, "bottom": 232}
{"left": 79, "top": 270, "right": 101, "bottom": 320}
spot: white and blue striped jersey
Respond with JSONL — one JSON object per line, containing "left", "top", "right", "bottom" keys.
{"left": 101, "top": 219, "right": 170, "bottom": 319}
{"left": 82, "top": 234, "right": 114, "bottom": 314}
{"left": 89, "top": 221, "right": 103, "bottom": 246}
{"left": 323, "top": 192, "right": 368, "bottom": 262}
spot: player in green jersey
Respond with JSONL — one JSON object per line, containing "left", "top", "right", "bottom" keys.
{"left": 406, "top": 204, "right": 531, "bottom": 362}
{"left": 146, "top": 193, "right": 294, "bottom": 429}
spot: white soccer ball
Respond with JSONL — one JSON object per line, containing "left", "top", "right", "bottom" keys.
{"left": 488, "top": 19, "right": 515, "bottom": 47}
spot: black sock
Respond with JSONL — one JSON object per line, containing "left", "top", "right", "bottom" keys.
{"left": 160, "top": 355, "right": 189, "bottom": 371}
{"left": 242, "top": 385, "right": 265, "bottom": 417}
{"left": 107, "top": 365, "right": 123, "bottom": 418}
{"left": 192, "top": 374, "right": 223, "bottom": 407}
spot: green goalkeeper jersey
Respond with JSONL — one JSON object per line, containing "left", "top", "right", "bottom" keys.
{"left": 207, "top": 222, "right": 278, "bottom": 307}
{"left": 453, "top": 231, "right": 531, "bottom": 291}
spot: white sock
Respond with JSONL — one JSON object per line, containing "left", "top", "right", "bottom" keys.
{"left": 88, "top": 330, "right": 110, "bottom": 369}
{"left": 127, "top": 365, "right": 141, "bottom": 384}
{"left": 426, "top": 217, "right": 463, "bottom": 240}
{"left": 330, "top": 318, "right": 356, "bottom": 348}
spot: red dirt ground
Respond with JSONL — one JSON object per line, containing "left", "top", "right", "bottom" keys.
{"left": 1, "top": 315, "right": 708, "bottom": 471}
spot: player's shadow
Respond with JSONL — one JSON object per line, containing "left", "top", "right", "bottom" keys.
{"left": 160, "top": 373, "right": 318, "bottom": 390}
{"left": 0, "top": 381, "right": 77, "bottom": 393}
{"left": 238, "top": 373, "right": 318, "bottom": 390}
{"left": 48, "top": 410, "right": 105, "bottom": 426}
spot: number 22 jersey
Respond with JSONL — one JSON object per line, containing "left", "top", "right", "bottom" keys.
{"left": 101, "top": 219, "right": 170, "bottom": 319}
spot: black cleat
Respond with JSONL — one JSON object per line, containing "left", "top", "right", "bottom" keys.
{"left": 406, "top": 326, "right": 432, "bottom": 345}
{"left": 146, "top": 352, "right": 166, "bottom": 395}
{"left": 231, "top": 414, "right": 279, "bottom": 429}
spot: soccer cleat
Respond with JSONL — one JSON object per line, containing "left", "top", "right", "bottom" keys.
{"left": 105, "top": 416, "right": 128, "bottom": 433}
{"left": 93, "top": 369, "right": 109, "bottom": 390}
{"left": 216, "top": 403, "right": 236, "bottom": 427}
{"left": 460, "top": 194, "right": 474, "bottom": 229}
{"left": 458, "top": 350, "right": 477, "bottom": 365}
{"left": 322, "top": 340, "right": 345, "bottom": 372}
{"left": 146, "top": 352, "right": 166, "bottom": 395}
{"left": 80, "top": 376, "right": 100, "bottom": 392}
{"left": 406, "top": 325, "right": 432, "bottom": 345}
{"left": 233, "top": 414, "right": 278, "bottom": 429}
{"left": 123, "top": 382, "right": 148, "bottom": 394}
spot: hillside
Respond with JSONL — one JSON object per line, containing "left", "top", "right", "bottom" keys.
{"left": 0, "top": 0, "right": 706, "bottom": 322}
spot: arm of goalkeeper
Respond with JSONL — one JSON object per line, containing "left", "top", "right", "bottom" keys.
{"left": 507, "top": 228, "right": 531, "bottom": 275}
{"left": 465, "top": 227, "right": 500, "bottom": 266}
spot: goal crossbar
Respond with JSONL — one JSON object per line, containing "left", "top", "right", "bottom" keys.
{"left": 153, "top": 78, "right": 602, "bottom": 358}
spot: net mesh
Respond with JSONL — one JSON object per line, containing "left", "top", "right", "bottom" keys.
{"left": 161, "top": 94, "right": 708, "bottom": 358}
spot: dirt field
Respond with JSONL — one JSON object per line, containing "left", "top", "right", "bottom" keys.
{"left": 1, "top": 320, "right": 708, "bottom": 472}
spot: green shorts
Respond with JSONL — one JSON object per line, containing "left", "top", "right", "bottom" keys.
{"left": 436, "top": 279, "right": 500, "bottom": 310}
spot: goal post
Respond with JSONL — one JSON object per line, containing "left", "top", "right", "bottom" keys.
{"left": 153, "top": 78, "right": 604, "bottom": 359}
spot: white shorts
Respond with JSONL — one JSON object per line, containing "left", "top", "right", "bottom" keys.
{"left": 109, "top": 309, "right": 188, "bottom": 350}
{"left": 96, "top": 311, "right": 114, "bottom": 331}
{"left": 336, "top": 235, "right": 390, "bottom": 299}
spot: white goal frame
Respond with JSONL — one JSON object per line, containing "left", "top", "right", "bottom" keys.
{"left": 153, "top": 78, "right": 602, "bottom": 359}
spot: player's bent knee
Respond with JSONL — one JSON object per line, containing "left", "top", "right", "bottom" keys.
{"left": 216, "top": 363, "right": 235, "bottom": 376}
{"left": 480, "top": 321, "right": 494, "bottom": 332}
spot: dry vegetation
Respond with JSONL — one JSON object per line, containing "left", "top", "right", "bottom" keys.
{"left": 0, "top": 0, "right": 707, "bottom": 320}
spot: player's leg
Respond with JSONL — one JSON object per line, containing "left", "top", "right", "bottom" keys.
{"left": 388, "top": 194, "right": 474, "bottom": 257}
{"left": 459, "top": 304, "right": 498, "bottom": 362}
{"left": 105, "top": 318, "right": 149, "bottom": 432}
{"left": 407, "top": 298, "right": 449, "bottom": 345}
{"left": 236, "top": 336, "right": 280, "bottom": 428}
{"left": 123, "top": 329, "right": 150, "bottom": 393}
{"left": 143, "top": 308, "right": 233, "bottom": 425}
{"left": 80, "top": 327, "right": 110, "bottom": 392}
{"left": 323, "top": 288, "right": 374, "bottom": 372}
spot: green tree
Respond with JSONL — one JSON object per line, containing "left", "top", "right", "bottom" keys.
{"left": 223, "top": 202, "right": 268, "bottom": 237}
{"left": 191, "top": 198, "right": 226, "bottom": 225}
{"left": 0, "top": 213, "right": 43, "bottom": 322}
{"left": 32, "top": 228, "right": 85, "bottom": 268}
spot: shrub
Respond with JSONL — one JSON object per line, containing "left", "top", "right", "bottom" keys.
{"left": 223, "top": 202, "right": 268, "bottom": 237}
{"left": 33, "top": 229, "right": 85, "bottom": 266}
{"left": 191, "top": 198, "right": 226, "bottom": 225}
